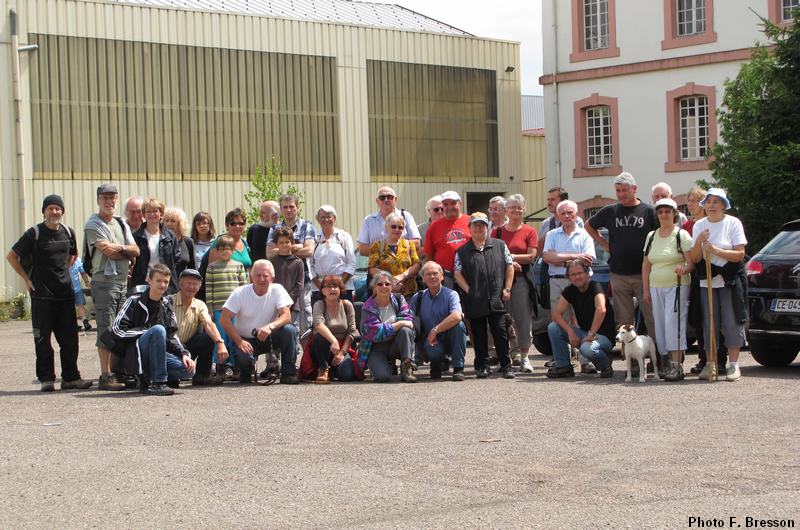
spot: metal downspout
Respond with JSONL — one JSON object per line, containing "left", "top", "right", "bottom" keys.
{"left": 10, "top": 9, "right": 29, "bottom": 234}
{"left": 551, "top": 0, "right": 562, "bottom": 186}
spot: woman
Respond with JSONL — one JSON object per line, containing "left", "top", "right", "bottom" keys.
{"left": 309, "top": 205, "right": 356, "bottom": 305}
{"left": 206, "top": 208, "right": 253, "bottom": 270}
{"left": 367, "top": 213, "right": 420, "bottom": 297}
{"left": 683, "top": 187, "right": 706, "bottom": 235}
{"left": 129, "top": 197, "right": 180, "bottom": 293}
{"left": 191, "top": 211, "right": 216, "bottom": 268}
{"left": 357, "top": 271, "right": 416, "bottom": 383}
{"left": 641, "top": 198, "right": 693, "bottom": 381}
{"left": 163, "top": 207, "right": 194, "bottom": 276}
{"left": 689, "top": 188, "right": 747, "bottom": 381}
{"left": 309, "top": 276, "right": 359, "bottom": 383}
{"left": 491, "top": 193, "right": 537, "bottom": 373}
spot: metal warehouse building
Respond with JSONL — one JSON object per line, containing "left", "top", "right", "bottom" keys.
{"left": 1, "top": 0, "right": 540, "bottom": 299}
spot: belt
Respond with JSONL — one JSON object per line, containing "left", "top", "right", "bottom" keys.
{"left": 550, "top": 275, "right": 566, "bottom": 279}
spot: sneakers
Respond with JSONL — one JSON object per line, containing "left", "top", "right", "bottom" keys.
{"left": 520, "top": 357, "right": 534, "bottom": 373}
{"left": 546, "top": 365, "right": 575, "bottom": 378}
{"left": 401, "top": 362, "right": 417, "bottom": 383}
{"left": 280, "top": 374, "right": 300, "bottom": 385}
{"left": 511, "top": 353, "right": 522, "bottom": 367}
{"left": 725, "top": 364, "right": 741, "bottom": 382}
{"left": 697, "top": 363, "right": 719, "bottom": 380}
{"left": 544, "top": 359, "right": 556, "bottom": 368}
{"left": 82, "top": 319, "right": 93, "bottom": 331}
{"left": 664, "top": 363, "right": 685, "bottom": 382}
{"left": 690, "top": 361, "right": 705, "bottom": 374}
{"left": 476, "top": 366, "right": 491, "bottom": 379}
{"left": 61, "top": 378, "right": 93, "bottom": 390}
{"left": 40, "top": 381, "right": 55, "bottom": 392}
{"left": 600, "top": 362, "right": 614, "bottom": 378}
{"left": 580, "top": 363, "right": 598, "bottom": 374}
{"left": 501, "top": 365, "right": 516, "bottom": 379}
{"left": 452, "top": 368, "right": 465, "bottom": 382}
{"left": 98, "top": 374, "right": 125, "bottom": 391}
{"left": 144, "top": 382, "right": 175, "bottom": 396}
{"left": 314, "top": 367, "right": 330, "bottom": 384}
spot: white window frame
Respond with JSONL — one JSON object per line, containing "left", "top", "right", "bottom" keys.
{"left": 586, "top": 106, "right": 612, "bottom": 167}
{"left": 677, "top": 0, "right": 706, "bottom": 36}
{"left": 784, "top": 0, "right": 800, "bottom": 20}
{"left": 679, "top": 95, "right": 709, "bottom": 161}
{"left": 583, "top": 0, "right": 609, "bottom": 51}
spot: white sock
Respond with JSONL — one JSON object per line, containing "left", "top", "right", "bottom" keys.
{"left": 730, "top": 361, "right": 739, "bottom": 369}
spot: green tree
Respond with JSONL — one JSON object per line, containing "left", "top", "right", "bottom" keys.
{"left": 708, "top": 13, "right": 800, "bottom": 251}
{"left": 243, "top": 158, "right": 303, "bottom": 225}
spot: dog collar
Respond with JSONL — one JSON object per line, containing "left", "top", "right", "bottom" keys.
{"left": 624, "top": 337, "right": 637, "bottom": 344}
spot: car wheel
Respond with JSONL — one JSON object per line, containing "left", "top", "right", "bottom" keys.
{"left": 532, "top": 332, "right": 552, "bottom": 356}
{"left": 748, "top": 337, "right": 799, "bottom": 367}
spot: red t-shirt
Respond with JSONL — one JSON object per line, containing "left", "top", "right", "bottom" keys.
{"left": 682, "top": 219, "right": 696, "bottom": 235}
{"left": 423, "top": 215, "right": 471, "bottom": 272}
{"left": 492, "top": 224, "right": 538, "bottom": 276}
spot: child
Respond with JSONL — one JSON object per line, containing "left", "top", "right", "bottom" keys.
{"left": 269, "top": 227, "right": 304, "bottom": 331}
{"left": 205, "top": 234, "right": 248, "bottom": 378}
{"left": 69, "top": 257, "right": 92, "bottom": 331}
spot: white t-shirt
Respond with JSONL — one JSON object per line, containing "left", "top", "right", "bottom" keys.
{"left": 222, "top": 283, "right": 294, "bottom": 338}
{"left": 147, "top": 231, "right": 160, "bottom": 270}
{"left": 691, "top": 215, "right": 747, "bottom": 288}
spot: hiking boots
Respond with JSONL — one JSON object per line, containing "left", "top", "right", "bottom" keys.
{"left": 546, "top": 365, "right": 576, "bottom": 378}
{"left": 40, "top": 381, "right": 55, "bottom": 392}
{"left": 144, "top": 382, "right": 175, "bottom": 396}
{"left": 401, "top": 362, "right": 417, "bottom": 383}
{"left": 61, "top": 378, "right": 93, "bottom": 390}
{"left": 98, "top": 374, "right": 125, "bottom": 391}
{"left": 314, "top": 367, "right": 330, "bottom": 384}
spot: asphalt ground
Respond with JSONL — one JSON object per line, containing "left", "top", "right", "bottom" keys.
{"left": 1, "top": 319, "right": 798, "bottom": 529}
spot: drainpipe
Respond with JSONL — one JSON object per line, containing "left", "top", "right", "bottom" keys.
{"left": 10, "top": 8, "right": 32, "bottom": 234}
{"left": 551, "top": 0, "right": 562, "bottom": 187}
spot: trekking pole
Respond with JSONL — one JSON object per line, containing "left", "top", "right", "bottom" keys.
{"left": 703, "top": 249, "right": 718, "bottom": 381}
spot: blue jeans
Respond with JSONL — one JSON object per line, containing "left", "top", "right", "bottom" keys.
{"left": 231, "top": 324, "right": 298, "bottom": 376}
{"left": 137, "top": 325, "right": 194, "bottom": 383}
{"left": 212, "top": 310, "right": 235, "bottom": 367}
{"left": 547, "top": 321, "right": 613, "bottom": 370}
{"left": 423, "top": 322, "right": 467, "bottom": 370}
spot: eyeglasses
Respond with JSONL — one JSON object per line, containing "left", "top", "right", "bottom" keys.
{"left": 389, "top": 224, "right": 405, "bottom": 230}
{"left": 229, "top": 222, "right": 245, "bottom": 227}
{"left": 375, "top": 282, "right": 392, "bottom": 287}
{"left": 431, "top": 207, "right": 444, "bottom": 213}
{"left": 323, "top": 284, "right": 340, "bottom": 289}
{"left": 378, "top": 194, "right": 395, "bottom": 201}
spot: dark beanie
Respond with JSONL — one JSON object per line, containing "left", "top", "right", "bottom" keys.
{"left": 42, "top": 194, "right": 65, "bottom": 214}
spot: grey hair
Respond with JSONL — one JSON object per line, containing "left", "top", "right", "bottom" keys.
{"left": 370, "top": 270, "right": 396, "bottom": 289}
{"left": 556, "top": 200, "right": 578, "bottom": 214}
{"left": 251, "top": 259, "right": 275, "bottom": 277}
{"left": 384, "top": 212, "right": 405, "bottom": 228}
{"left": 426, "top": 195, "right": 443, "bottom": 211}
{"left": 489, "top": 195, "right": 507, "bottom": 209}
{"left": 651, "top": 182, "right": 672, "bottom": 195}
{"left": 506, "top": 193, "right": 526, "bottom": 210}
{"left": 614, "top": 172, "right": 637, "bottom": 187}
{"left": 316, "top": 204, "right": 337, "bottom": 219}
{"left": 421, "top": 260, "right": 444, "bottom": 275}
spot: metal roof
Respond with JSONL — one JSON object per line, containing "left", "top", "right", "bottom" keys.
{"left": 110, "top": 0, "right": 472, "bottom": 35}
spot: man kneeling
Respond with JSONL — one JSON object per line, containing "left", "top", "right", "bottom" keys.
{"left": 110, "top": 263, "right": 196, "bottom": 395}
{"left": 220, "top": 259, "right": 299, "bottom": 385}
{"left": 546, "top": 260, "right": 615, "bottom": 379}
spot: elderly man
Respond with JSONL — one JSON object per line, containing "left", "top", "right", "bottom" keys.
{"left": 454, "top": 212, "right": 515, "bottom": 380}
{"left": 110, "top": 264, "right": 195, "bottom": 395}
{"left": 247, "top": 200, "right": 280, "bottom": 262}
{"left": 417, "top": 195, "right": 444, "bottom": 253}
{"left": 6, "top": 194, "right": 92, "bottom": 392}
{"left": 411, "top": 261, "right": 467, "bottom": 381}
{"left": 357, "top": 186, "right": 421, "bottom": 256}
{"left": 546, "top": 260, "right": 615, "bottom": 379}
{"left": 536, "top": 187, "right": 584, "bottom": 258}
{"left": 124, "top": 196, "right": 143, "bottom": 232}
{"left": 85, "top": 183, "right": 140, "bottom": 390}
{"left": 586, "top": 172, "right": 657, "bottom": 364}
{"left": 651, "top": 182, "right": 688, "bottom": 226}
{"left": 487, "top": 195, "right": 508, "bottom": 232}
{"left": 170, "top": 269, "right": 227, "bottom": 386}
{"left": 220, "top": 259, "right": 299, "bottom": 385}
{"left": 422, "top": 190, "right": 470, "bottom": 288}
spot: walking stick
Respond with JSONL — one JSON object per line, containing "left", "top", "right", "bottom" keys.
{"left": 704, "top": 249, "right": 718, "bottom": 381}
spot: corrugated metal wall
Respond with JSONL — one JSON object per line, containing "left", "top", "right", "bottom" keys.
{"left": 1, "top": 0, "right": 530, "bottom": 299}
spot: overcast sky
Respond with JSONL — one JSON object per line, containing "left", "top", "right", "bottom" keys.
{"left": 374, "top": 0, "right": 544, "bottom": 95}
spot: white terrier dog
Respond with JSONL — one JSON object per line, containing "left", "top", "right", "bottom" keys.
{"left": 616, "top": 324, "right": 660, "bottom": 383}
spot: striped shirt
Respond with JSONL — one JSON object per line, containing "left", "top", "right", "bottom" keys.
{"left": 205, "top": 259, "right": 247, "bottom": 312}
{"left": 171, "top": 294, "right": 212, "bottom": 344}
{"left": 542, "top": 226, "right": 595, "bottom": 276}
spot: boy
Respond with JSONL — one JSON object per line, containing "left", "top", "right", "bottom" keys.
{"left": 269, "top": 227, "right": 304, "bottom": 331}
{"left": 69, "top": 257, "right": 92, "bottom": 331}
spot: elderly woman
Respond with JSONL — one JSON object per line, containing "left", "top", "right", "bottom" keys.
{"left": 163, "top": 207, "right": 195, "bottom": 276}
{"left": 190, "top": 211, "right": 216, "bottom": 268}
{"left": 129, "top": 197, "right": 181, "bottom": 293}
{"left": 689, "top": 188, "right": 747, "bottom": 381}
{"left": 207, "top": 208, "right": 252, "bottom": 270}
{"left": 357, "top": 270, "right": 416, "bottom": 383}
{"left": 368, "top": 213, "right": 420, "bottom": 297}
{"left": 309, "top": 205, "right": 356, "bottom": 305}
{"left": 310, "top": 275, "right": 359, "bottom": 383}
{"left": 491, "top": 193, "right": 538, "bottom": 373}
{"left": 417, "top": 194, "right": 444, "bottom": 249}
{"left": 641, "top": 198, "right": 694, "bottom": 381}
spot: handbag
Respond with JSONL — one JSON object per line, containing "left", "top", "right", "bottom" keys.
{"left": 521, "top": 264, "right": 539, "bottom": 317}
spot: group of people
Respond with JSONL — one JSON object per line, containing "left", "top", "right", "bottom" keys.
{"left": 6, "top": 172, "right": 748, "bottom": 394}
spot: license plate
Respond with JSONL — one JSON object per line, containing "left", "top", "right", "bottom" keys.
{"left": 770, "top": 298, "right": 800, "bottom": 313}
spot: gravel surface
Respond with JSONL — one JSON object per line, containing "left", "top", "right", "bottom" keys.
{"left": 0, "top": 320, "right": 798, "bottom": 529}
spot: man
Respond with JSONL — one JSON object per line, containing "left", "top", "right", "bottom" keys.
{"left": 651, "top": 182, "right": 688, "bottom": 226}
{"left": 542, "top": 200, "right": 597, "bottom": 373}
{"left": 411, "top": 261, "right": 467, "bottom": 381}
{"left": 123, "top": 196, "right": 143, "bottom": 232}
{"left": 220, "top": 259, "right": 299, "bottom": 385}
{"left": 416, "top": 194, "right": 444, "bottom": 254}
{"left": 454, "top": 212, "right": 515, "bottom": 380}
{"left": 171, "top": 269, "right": 227, "bottom": 386}
{"left": 266, "top": 194, "right": 315, "bottom": 334}
{"left": 85, "top": 184, "right": 140, "bottom": 390}
{"left": 357, "top": 186, "right": 421, "bottom": 256}
{"left": 536, "top": 187, "right": 584, "bottom": 258}
{"left": 247, "top": 200, "right": 280, "bottom": 262}
{"left": 545, "top": 260, "right": 615, "bottom": 379}
{"left": 110, "top": 264, "right": 195, "bottom": 396}
{"left": 422, "top": 190, "right": 470, "bottom": 288}
{"left": 586, "top": 172, "right": 657, "bottom": 348}
{"left": 487, "top": 195, "right": 508, "bottom": 232}
{"left": 6, "top": 195, "right": 92, "bottom": 392}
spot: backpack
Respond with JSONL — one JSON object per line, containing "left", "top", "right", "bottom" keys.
{"left": 20, "top": 223, "right": 74, "bottom": 276}
{"left": 644, "top": 227, "right": 686, "bottom": 258}
{"left": 82, "top": 216, "right": 125, "bottom": 277}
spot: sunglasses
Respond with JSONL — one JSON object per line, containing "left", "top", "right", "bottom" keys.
{"left": 228, "top": 222, "right": 245, "bottom": 227}
{"left": 389, "top": 224, "right": 405, "bottom": 230}
{"left": 431, "top": 207, "right": 444, "bottom": 213}
{"left": 375, "top": 282, "right": 392, "bottom": 287}
{"left": 378, "top": 194, "right": 395, "bottom": 201}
